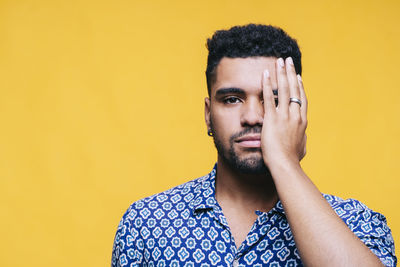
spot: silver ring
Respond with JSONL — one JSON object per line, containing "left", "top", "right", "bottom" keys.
{"left": 289, "top": 97, "right": 302, "bottom": 107}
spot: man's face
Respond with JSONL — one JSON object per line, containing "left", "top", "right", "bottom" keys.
{"left": 205, "top": 57, "right": 278, "bottom": 174}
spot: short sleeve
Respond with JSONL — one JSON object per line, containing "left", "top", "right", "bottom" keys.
{"left": 336, "top": 199, "right": 397, "bottom": 267}
{"left": 111, "top": 207, "right": 141, "bottom": 267}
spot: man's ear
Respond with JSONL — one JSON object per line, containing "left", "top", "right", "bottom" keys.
{"left": 204, "top": 97, "right": 211, "bottom": 130}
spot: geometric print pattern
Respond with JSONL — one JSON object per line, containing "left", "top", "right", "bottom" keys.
{"left": 111, "top": 164, "right": 397, "bottom": 267}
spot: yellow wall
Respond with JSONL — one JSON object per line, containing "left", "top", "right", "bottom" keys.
{"left": 0, "top": 0, "right": 398, "bottom": 266}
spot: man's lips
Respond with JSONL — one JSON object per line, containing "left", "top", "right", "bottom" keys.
{"left": 235, "top": 134, "right": 261, "bottom": 148}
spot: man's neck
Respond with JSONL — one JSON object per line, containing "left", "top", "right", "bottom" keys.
{"left": 214, "top": 156, "right": 278, "bottom": 213}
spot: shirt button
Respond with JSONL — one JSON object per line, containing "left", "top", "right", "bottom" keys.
{"left": 232, "top": 259, "right": 239, "bottom": 267}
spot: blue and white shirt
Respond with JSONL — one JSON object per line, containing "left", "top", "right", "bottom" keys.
{"left": 111, "top": 165, "right": 396, "bottom": 266}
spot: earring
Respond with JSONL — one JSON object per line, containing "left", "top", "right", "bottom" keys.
{"left": 207, "top": 129, "right": 213, "bottom": 137}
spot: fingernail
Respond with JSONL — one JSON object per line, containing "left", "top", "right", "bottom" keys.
{"left": 287, "top": 57, "right": 294, "bottom": 65}
{"left": 264, "top": 69, "right": 270, "bottom": 78}
{"left": 297, "top": 74, "right": 302, "bottom": 81}
{"left": 278, "top": 58, "right": 284, "bottom": 68}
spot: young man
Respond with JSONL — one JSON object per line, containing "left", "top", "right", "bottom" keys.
{"left": 111, "top": 24, "right": 396, "bottom": 266}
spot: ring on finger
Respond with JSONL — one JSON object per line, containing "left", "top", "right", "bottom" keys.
{"left": 289, "top": 97, "right": 302, "bottom": 107}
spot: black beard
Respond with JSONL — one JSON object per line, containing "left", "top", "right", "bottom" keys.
{"left": 210, "top": 122, "right": 269, "bottom": 175}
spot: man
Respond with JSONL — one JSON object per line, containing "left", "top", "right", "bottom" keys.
{"left": 111, "top": 24, "right": 396, "bottom": 266}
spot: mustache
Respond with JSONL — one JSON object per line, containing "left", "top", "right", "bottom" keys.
{"left": 230, "top": 127, "right": 262, "bottom": 142}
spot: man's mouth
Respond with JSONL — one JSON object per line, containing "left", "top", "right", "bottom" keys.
{"left": 235, "top": 134, "right": 261, "bottom": 148}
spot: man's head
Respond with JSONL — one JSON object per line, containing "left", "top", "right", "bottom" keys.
{"left": 204, "top": 24, "right": 302, "bottom": 174}
{"left": 206, "top": 24, "right": 302, "bottom": 96}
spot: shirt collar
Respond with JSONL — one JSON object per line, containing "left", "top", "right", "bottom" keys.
{"left": 189, "top": 164, "right": 218, "bottom": 214}
{"left": 256, "top": 200, "right": 285, "bottom": 217}
{"left": 189, "top": 163, "right": 286, "bottom": 217}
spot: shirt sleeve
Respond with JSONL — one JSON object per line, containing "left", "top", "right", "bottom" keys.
{"left": 338, "top": 199, "right": 397, "bottom": 267}
{"left": 111, "top": 206, "right": 141, "bottom": 267}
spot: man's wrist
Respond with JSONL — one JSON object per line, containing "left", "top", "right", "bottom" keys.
{"left": 266, "top": 156, "right": 303, "bottom": 181}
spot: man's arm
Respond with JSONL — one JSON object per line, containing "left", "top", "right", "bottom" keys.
{"left": 111, "top": 206, "right": 141, "bottom": 267}
{"left": 261, "top": 57, "right": 387, "bottom": 266}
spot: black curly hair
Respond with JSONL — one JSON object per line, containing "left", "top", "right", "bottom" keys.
{"left": 206, "top": 24, "right": 302, "bottom": 96}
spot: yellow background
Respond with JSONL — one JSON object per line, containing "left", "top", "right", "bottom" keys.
{"left": 0, "top": 0, "right": 399, "bottom": 266}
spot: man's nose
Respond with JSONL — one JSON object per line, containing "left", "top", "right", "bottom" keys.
{"left": 240, "top": 99, "right": 264, "bottom": 127}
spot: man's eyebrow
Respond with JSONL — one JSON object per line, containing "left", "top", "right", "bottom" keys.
{"left": 215, "top": 87, "right": 245, "bottom": 96}
{"left": 215, "top": 87, "right": 278, "bottom": 96}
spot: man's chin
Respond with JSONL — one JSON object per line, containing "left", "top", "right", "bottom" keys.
{"left": 214, "top": 137, "right": 268, "bottom": 174}
{"left": 230, "top": 156, "right": 268, "bottom": 175}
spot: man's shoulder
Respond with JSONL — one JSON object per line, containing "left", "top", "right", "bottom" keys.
{"left": 120, "top": 171, "right": 213, "bottom": 223}
{"left": 323, "top": 194, "right": 370, "bottom": 212}
{"left": 322, "top": 193, "right": 386, "bottom": 221}
{"left": 323, "top": 194, "right": 396, "bottom": 265}
{"left": 322, "top": 193, "right": 390, "bottom": 234}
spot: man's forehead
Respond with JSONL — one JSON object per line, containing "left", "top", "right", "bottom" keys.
{"left": 218, "top": 56, "right": 277, "bottom": 69}
{"left": 212, "top": 56, "right": 278, "bottom": 93}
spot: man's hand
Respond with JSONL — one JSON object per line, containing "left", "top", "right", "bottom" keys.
{"left": 261, "top": 57, "right": 307, "bottom": 168}
{"left": 259, "top": 57, "right": 385, "bottom": 267}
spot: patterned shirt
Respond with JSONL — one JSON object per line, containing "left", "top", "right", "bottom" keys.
{"left": 111, "top": 165, "right": 397, "bottom": 266}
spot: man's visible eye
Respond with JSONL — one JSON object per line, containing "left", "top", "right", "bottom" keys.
{"left": 223, "top": 96, "right": 241, "bottom": 104}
